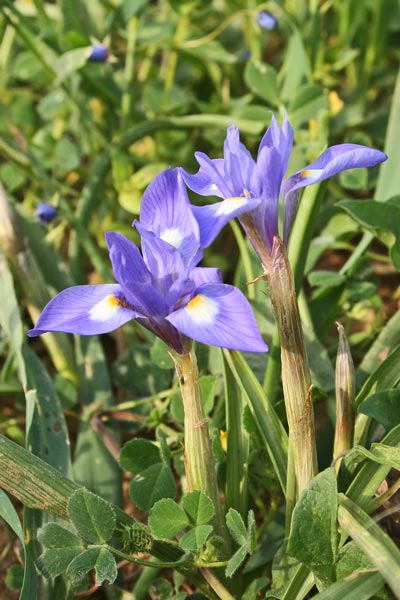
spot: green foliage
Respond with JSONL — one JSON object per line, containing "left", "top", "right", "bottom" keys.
{"left": 67, "top": 489, "right": 116, "bottom": 544}
{"left": 0, "top": 0, "right": 399, "bottom": 597}
{"left": 287, "top": 469, "right": 339, "bottom": 583}
{"left": 119, "top": 438, "right": 177, "bottom": 511}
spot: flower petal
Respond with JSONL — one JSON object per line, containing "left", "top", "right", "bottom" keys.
{"left": 180, "top": 155, "right": 231, "bottom": 198}
{"left": 106, "top": 231, "right": 152, "bottom": 285}
{"left": 284, "top": 144, "right": 387, "bottom": 195}
{"left": 223, "top": 124, "right": 256, "bottom": 195}
{"left": 167, "top": 284, "right": 268, "bottom": 353}
{"left": 281, "top": 143, "right": 387, "bottom": 243}
{"left": 189, "top": 267, "right": 223, "bottom": 287}
{"left": 191, "top": 196, "right": 262, "bottom": 248}
{"left": 28, "top": 285, "right": 136, "bottom": 337}
{"left": 140, "top": 168, "right": 201, "bottom": 263}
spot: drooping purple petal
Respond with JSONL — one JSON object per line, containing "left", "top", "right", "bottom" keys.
{"left": 191, "top": 195, "right": 262, "bottom": 248}
{"left": 140, "top": 168, "right": 201, "bottom": 263}
{"left": 283, "top": 144, "right": 387, "bottom": 195}
{"left": 281, "top": 144, "right": 388, "bottom": 243}
{"left": 27, "top": 285, "right": 136, "bottom": 337}
{"left": 167, "top": 283, "right": 268, "bottom": 353}
{"left": 180, "top": 154, "right": 231, "bottom": 199}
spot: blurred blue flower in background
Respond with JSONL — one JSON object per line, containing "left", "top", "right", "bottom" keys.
{"left": 35, "top": 203, "right": 57, "bottom": 224}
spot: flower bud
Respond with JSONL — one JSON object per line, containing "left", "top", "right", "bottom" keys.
{"left": 333, "top": 322, "right": 355, "bottom": 468}
{"left": 88, "top": 43, "right": 109, "bottom": 63}
{"left": 257, "top": 11, "right": 278, "bottom": 30}
{"left": 35, "top": 203, "right": 57, "bottom": 224}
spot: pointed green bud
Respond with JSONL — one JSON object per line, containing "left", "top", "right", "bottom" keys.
{"left": 333, "top": 322, "right": 355, "bottom": 469}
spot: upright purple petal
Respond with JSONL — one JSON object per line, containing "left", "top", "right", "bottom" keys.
{"left": 223, "top": 125, "right": 256, "bottom": 196}
{"left": 140, "top": 168, "right": 201, "bottom": 263}
{"left": 135, "top": 223, "right": 190, "bottom": 293}
{"left": 167, "top": 283, "right": 268, "bottom": 353}
{"left": 28, "top": 285, "right": 136, "bottom": 337}
{"left": 106, "top": 231, "right": 152, "bottom": 286}
{"left": 189, "top": 267, "right": 223, "bottom": 287}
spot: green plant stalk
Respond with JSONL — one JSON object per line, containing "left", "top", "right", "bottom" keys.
{"left": 223, "top": 352, "right": 249, "bottom": 518}
{"left": 268, "top": 237, "right": 318, "bottom": 495}
{"left": 223, "top": 350, "right": 288, "bottom": 494}
{"left": 333, "top": 322, "right": 355, "bottom": 469}
{"left": 175, "top": 346, "right": 229, "bottom": 547}
{"left": 120, "top": 16, "right": 138, "bottom": 130}
{"left": 163, "top": 15, "right": 190, "bottom": 98}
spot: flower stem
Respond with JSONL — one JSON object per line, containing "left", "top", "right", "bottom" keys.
{"left": 175, "top": 346, "right": 229, "bottom": 548}
{"left": 268, "top": 237, "right": 318, "bottom": 495}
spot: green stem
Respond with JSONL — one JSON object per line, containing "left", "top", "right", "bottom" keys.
{"left": 223, "top": 352, "right": 249, "bottom": 517}
{"left": 199, "top": 568, "right": 235, "bottom": 600}
{"left": 163, "top": 15, "right": 189, "bottom": 98}
{"left": 120, "top": 16, "right": 138, "bottom": 130}
{"left": 175, "top": 346, "right": 229, "bottom": 549}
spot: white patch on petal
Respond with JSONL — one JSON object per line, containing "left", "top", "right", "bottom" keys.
{"left": 161, "top": 227, "right": 185, "bottom": 250}
{"left": 184, "top": 294, "right": 219, "bottom": 324}
{"left": 216, "top": 197, "right": 246, "bottom": 216}
{"left": 89, "top": 295, "right": 124, "bottom": 322}
{"left": 300, "top": 168, "right": 324, "bottom": 180}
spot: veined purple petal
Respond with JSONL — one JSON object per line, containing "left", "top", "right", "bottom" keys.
{"left": 167, "top": 283, "right": 268, "bottom": 353}
{"left": 27, "top": 285, "right": 136, "bottom": 337}
{"left": 106, "top": 231, "right": 152, "bottom": 285}
{"left": 258, "top": 113, "right": 294, "bottom": 177}
{"left": 189, "top": 267, "right": 223, "bottom": 287}
{"left": 140, "top": 168, "right": 201, "bottom": 263}
{"left": 191, "top": 195, "right": 262, "bottom": 248}
{"left": 283, "top": 144, "right": 387, "bottom": 195}
{"left": 223, "top": 125, "right": 256, "bottom": 196}
{"left": 135, "top": 223, "right": 190, "bottom": 294}
{"left": 281, "top": 143, "right": 387, "bottom": 243}
{"left": 181, "top": 154, "right": 233, "bottom": 198}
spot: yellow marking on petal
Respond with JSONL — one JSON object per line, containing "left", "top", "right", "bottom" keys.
{"left": 217, "top": 196, "right": 246, "bottom": 216}
{"left": 300, "top": 168, "right": 324, "bottom": 179}
{"left": 89, "top": 294, "right": 127, "bottom": 322}
{"left": 185, "top": 294, "right": 218, "bottom": 324}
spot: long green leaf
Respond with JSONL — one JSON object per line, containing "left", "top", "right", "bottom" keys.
{"left": 338, "top": 494, "right": 400, "bottom": 599}
{"left": 223, "top": 350, "right": 288, "bottom": 494}
{"left": 310, "top": 570, "right": 383, "bottom": 600}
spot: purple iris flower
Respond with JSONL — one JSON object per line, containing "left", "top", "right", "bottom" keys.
{"left": 181, "top": 115, "right": 387, "bottom": 267}
{"left": 28, "top": 169, "right": 267, "bottom": 355}
{"left": 88, "top": 43, "right": 109, "bottom": 63}
{"left": 35, "top": 203, "right": 57, "bottom": 224}
{"left": 257, "top": 11, "right": 278, "bottom": 30}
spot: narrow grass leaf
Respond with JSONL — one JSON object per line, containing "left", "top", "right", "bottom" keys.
{"left": 338, "top": 494, "right": 400, "bottom": 599}
{"left": 223, "top": 350, "right": 288, "bottom": 494}
{"left": 309, "top": 570, "right": 383, "bottom": 600}
{"left": 358, "top": 389, "right": 400, "bottom": 430}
